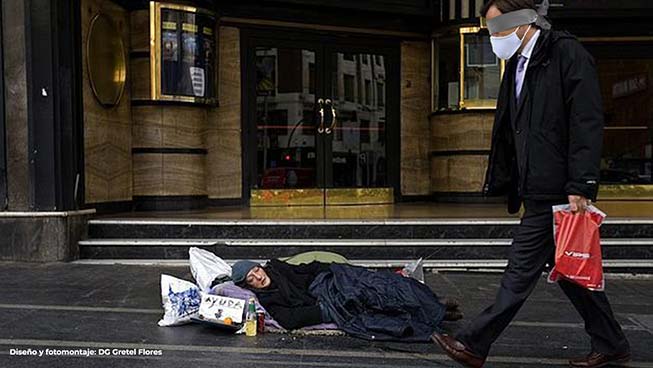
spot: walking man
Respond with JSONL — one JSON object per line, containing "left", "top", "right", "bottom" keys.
{"left": 432, "top": 1, "right": 631, "bottom": 367}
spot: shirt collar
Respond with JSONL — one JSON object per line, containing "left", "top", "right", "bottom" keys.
{"left": 520, "top": 28, "right": 541, "bottom": 60}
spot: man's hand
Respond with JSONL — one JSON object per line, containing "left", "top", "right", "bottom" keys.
{"left": 568, "top": 195, "right": 589, "bottom": 214}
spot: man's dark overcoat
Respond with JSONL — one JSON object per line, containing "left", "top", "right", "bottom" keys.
{"left": 484, "top": 29, "right": 604, "bottom": 213}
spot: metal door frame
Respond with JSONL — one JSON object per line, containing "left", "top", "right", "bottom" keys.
{"left": 0, "top": 5, "right": 7, "bottom": 209}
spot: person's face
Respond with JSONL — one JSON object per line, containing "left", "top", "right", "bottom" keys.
{"left": 245, "top": 266, "right": 271, "bottom": 289}
{"left": 486, "top": 5, "right": 528, "bottom": 39}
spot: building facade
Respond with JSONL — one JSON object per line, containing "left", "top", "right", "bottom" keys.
{"left": 1, "top": 0, "right": 652, "bottom": 261}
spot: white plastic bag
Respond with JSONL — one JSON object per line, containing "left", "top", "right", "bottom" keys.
{"left": 157, "top": 274, "right": 201, "bottom": 327}
{"left": 189, "top": 247, "right": 231, "bottom": 292}
{"left": 400, "top": 258, "right": 425, "bottom": 283}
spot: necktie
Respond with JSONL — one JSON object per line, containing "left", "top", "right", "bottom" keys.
{"left": 515, "top": 55, "right": 528, "bottom": 101}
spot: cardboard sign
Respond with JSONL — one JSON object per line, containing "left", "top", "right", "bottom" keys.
{"left": 198, "top": 294, "right": 246, "bottom": 324}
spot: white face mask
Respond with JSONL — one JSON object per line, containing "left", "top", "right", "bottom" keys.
{"left": 490, "top": 25, "right": 531, "bottom": 60}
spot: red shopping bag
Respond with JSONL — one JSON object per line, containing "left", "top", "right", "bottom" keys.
{"left": 547, "top": 204, "right": 606, "bottom": 291}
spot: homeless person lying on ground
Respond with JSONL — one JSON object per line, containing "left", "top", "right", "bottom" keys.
{"left": 231, "top": 259, "right": 462, "bottom": 342}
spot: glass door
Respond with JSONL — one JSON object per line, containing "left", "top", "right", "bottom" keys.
{"left": 246, "top": 35, "right": 399, "bottom": 206}
{"left": 322, "top": 50, "right": 395, "bottom": 205}
{"left": 249, "top": 45, "right": 325, "bottom": 205}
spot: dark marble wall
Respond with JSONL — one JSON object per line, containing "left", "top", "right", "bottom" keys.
{"left": 0, "top": 212, "right": 93, "bottom": 261}
{"left": 2, "top": 0, "right": 30, "bottom": 210}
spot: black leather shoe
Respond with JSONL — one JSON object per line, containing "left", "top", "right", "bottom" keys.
{"left": 432, "top": 333, "right": 485, "bottom": 368}
{"left": 569, "top": 351, "right": 631, "bottom": 367}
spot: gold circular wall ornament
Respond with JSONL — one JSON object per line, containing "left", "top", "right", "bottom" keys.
{"left": 87, "top": 13, "right": 126, "bottom": 107}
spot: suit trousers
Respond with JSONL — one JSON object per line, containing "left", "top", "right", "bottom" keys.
{"left": 456, "top": 200, "right": 630, "bottom": 357}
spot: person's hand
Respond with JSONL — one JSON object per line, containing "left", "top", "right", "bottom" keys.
{"left": 568, "top": 195, "right": 589, "bottom": 214}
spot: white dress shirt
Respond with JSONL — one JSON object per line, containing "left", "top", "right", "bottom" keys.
{"left": 515, "top": 29, "right": 541, "bottom": 100}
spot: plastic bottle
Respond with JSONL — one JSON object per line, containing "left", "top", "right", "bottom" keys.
{"left": 245, "top": 297, "right": 257, "bottom": 337}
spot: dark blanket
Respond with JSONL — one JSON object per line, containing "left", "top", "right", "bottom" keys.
{"left": 309, "top": 264, "right": 446, "bottom": 342}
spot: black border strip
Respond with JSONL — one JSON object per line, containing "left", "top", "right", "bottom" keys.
{"left": 24, "top": 0, "right": 82, "bottom": 210}
{"left": 0, "top": 4, "right": 7, "bottom": 209}
{"left": 132, "top": 147, "right": 208, "bottom": 155}
{"left": 83, "top": 200, "right": 133, "bottom": 214}
{"left": 133, "top": 195, "right": 208, "bottom": 211}
{"left": 431, "top": 192, "right": 507, "bottom": 204}
{"left": 83, "top": 197, "right": 245, "bottom": 214}
{"left": 131, "top": 99, "right": 219, "bottom": 108}
{"left": 240, "top": 28, "right": 250, "bottom": 203}
{"left": 26, "top": 0, "right": 57, "bottom": 210}
{"left": 207, "top": 197, "right": 244, "bottom": 207}
{"left": 431, "top": 150, "right": 490, "bottom": 157}
{"left": 129, "top": 50, "right": 149, "bottom": 59}
{"left": 72, "top": 0, "right": 85, "bottom": 208}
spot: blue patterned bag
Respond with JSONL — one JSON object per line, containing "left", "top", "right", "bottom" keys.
{"left": 158, "top": 274, "right": 201, "bottom": 326}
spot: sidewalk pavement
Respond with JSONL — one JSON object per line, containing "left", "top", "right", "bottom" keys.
{"left": 0, "top": 262, "right": 651, "bottom": 368}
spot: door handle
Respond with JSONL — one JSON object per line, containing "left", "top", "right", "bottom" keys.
{"left": 317, "top": 98, "right": 325, "bottom": 134}
{"left": 325, "top": 99, "right": 337, "bottom": 135}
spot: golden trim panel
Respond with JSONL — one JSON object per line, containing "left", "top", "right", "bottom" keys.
{"left": 598, "top": 185, "right": 653, "bottom": 201}
{"left": 87, "top": 13, "right": 127, "bottom": 107}
{"left": 250, "top": 188, "right": 395, "bottom": 206}
{"left": 150, "top": 1, "right": 158, "bottom": 101}
{"left": 250, "top": 189, "right": 324, "bottom": 207}
{"left": 326, "top": 188, "right": 394, "bottom": 206}
{"left": 247, "top": 205, "right": 395, "bottom": 219}
{"left": 149, "top": 1, "right": 217, "bottom": 104}
{"left": 459, "top": 26, "right": 505, "bottom": 110}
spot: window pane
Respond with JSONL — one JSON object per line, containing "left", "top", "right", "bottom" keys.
{"left": 344, "top": 74, "right": 355, "bottom": 102}
{"left": 330, "top": 52, "right": 388, "bottom": 187}
{"left": 365, "top": 80, "right": 372, "bottom": 106}
{"left": 343, "top": 53, "right": 356, "bottom": 61}
{"left": 360, "top": 120, "right": 370, "bottom": 143}
{"left": 437, "top": 35, "right": 460, "bottom": 109}
{"left": 462, "top": 31, "right": 501, "bottom": 104}
{"left": 595, "top": 57, "right": 653, "bottom": 185}
{"left": 160, "top": 9, "right": 216, "bottom": 100}
{"left": 377, "top": 82, "right": 385, "bottom": 107}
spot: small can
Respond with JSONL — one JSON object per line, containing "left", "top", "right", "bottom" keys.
{"left": 257, "top": 312, "right": 265, "bottom": 334}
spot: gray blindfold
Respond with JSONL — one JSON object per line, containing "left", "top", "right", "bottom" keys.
{"left": 486, "top": 1, "right": 551, "bottom": 34}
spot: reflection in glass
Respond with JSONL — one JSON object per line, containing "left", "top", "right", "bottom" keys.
{"left": 329, "top": 53, "right": 387, "bottom": 188}
{"left": 434, "top": 34, "right": 460, "bottom": 109}
{"left": 596, "top": 58, "right": 652, "bottom": 185}
{"left": 255, "top": 48, "right": 317, "bottom": 189}
{"left": 461, "top": 29, "right": 501, "bottom": 108}
{"left": 160, "top": 8, "right": 216, "bottom": 99}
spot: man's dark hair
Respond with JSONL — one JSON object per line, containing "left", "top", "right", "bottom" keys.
{"left": 480, "top": 0, "right": 536, "bottom": 17}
